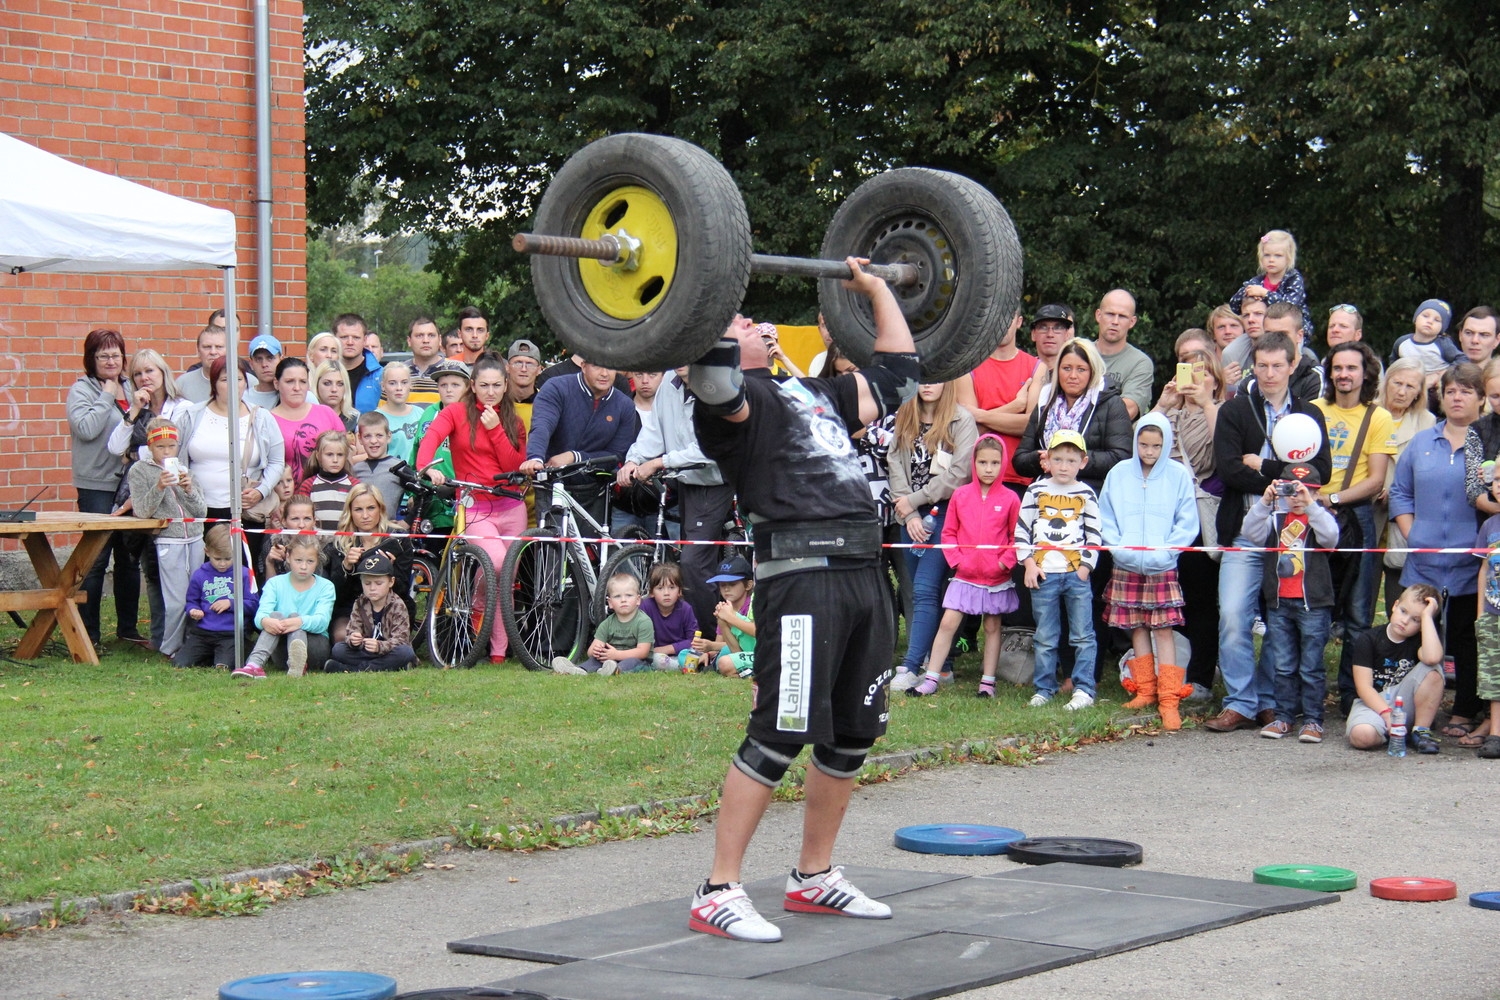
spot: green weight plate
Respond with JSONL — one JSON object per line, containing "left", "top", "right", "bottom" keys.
{"left": 1252, "top": 864, "right": 1357, "bottom": 892}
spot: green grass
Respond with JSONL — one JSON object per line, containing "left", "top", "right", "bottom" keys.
{"left": 0, "top": 616, "right": 1122, "bottom": 906}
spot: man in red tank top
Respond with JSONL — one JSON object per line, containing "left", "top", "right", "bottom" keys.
{"left": 956, "top": 310, "right": 1040, "bottom": 493}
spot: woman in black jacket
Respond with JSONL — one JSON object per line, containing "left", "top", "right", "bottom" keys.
{"left": 1013, "top": 338, "right": 1134, "bottom": 494}
{"left": 320, "top": 483, "right": 415, "bottom": 646}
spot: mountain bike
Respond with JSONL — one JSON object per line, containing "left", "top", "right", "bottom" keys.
{"left": 497, "top": 458, "right": 626, "bottom": 671}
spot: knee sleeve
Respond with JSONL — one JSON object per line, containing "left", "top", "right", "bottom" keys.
{"left": 811, "top": 736, "right": 875, "bottom": 779}
{"left": 688, "top": 339, "right": 746, "bottom": 416}
{"left": 732, "top": 737, "right": 803, "bottom": 787}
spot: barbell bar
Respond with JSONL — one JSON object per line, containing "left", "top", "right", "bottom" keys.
{"left": 511, "top": 231, "right": 922, "bottom": 288}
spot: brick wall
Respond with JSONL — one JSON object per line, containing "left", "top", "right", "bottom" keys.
{"left": 0, "top": 0, "right": 305, "bottom": 517}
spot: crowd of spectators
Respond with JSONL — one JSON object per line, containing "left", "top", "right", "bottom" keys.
{"left": 61, "top": 228, "right": 1500, "bottom": 756}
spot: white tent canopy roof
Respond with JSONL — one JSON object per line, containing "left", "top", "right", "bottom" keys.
{"left": 0, "top": 132, "right": 237, "bottom": 273}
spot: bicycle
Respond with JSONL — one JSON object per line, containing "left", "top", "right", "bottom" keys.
{"left": 497, "top": 457, "right": 628, "bottom": 671}
{"left": 591, "top": 464, "right": 707, "bottom": 622}
{"left": 405, "top": 474, "right": 525, "bottom": 669}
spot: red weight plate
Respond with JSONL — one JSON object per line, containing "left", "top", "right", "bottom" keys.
{"left": 1369, "top": 877, "right": 1457, "bottom": 902}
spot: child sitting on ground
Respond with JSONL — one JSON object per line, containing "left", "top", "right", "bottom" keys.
{"left": 295, "top": 430, "right": 359, "bottom": 532}
{"left": 1099, "top": 416, "right": 1199, "bottom": 729}
{"left": 641, "top": 562, "right": 700, "bottom": 671}
{"left": 260, "top": 495, "right": 317, "bottom": 581}
{"left": 1390, "top": 299, "right": 1460, "bottom": 387}
{"left": 238, "top": 534, "right": 335, "bottom": 680}
{"left": 323, "top": 550, "right": 415, "bottom": 672}
{"left": 1240, "top": 469, "right": 1338, "bottom": 743}
{"left": 552, "top": 572, "right": 654, "bottom": 675}
{"left": 126, "top": 418, "right": 207, "bottom": 658}
{"left": 1346, "top": 583, "right": 1444, "bottom": 753}
{"left": 1015, "top": 430, "right": 1101, "bottom": 710}
{"left": 689, "top": 555, "right": 756, "bottom": 678}
{"left": 907, "top": 435, "right": 1020, "bottom": 698}
{"left": 175, "top": 524, "right": 258, "bottom": 671}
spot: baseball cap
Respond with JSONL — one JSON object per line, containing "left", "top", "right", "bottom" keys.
{"left": 248, "top": 334, "right": 283, "bottom": 356}
{"left": 705, "top": 554, "right": 753, "bottom": 584}
{"left": 1047, "top": 429, "right": 1088, "bottom": 454}
{"left": 355, "top": 550, "right": 396, "bottom": 577}
{"left": 508, "top": 339, "right": 543, "bottom": 363}
{"left": 1284, "top": 463, "right": 1322, "bottom": 489}
{"left": 1030, "top": 303, "right": 1075, "bottom": 328}
{"left": 429, "top": 359, "right": 473, "bottom": 380}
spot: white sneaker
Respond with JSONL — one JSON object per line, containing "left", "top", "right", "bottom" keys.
{"left": 889, "top": 669, "right": 920, "bottom": 692}
{"left": 1252, "top": 616, "right": 1267, "bottom": 636}
{"left": 597, "top": 661, "right": 618, "bottom": 676}
{"left": 551, "top": 656, "right": 586, "bottom": 675}
{"left": 1064, "top": 690, "right": 1095, "bottom": 711}
{"left": 287, "top": 637, "right": 307, "bottom": 677}
{"left": 1028, "top": 692, "right": 1052, "bottom": 707}
{"left": 784, "top": 866, "right": 892, "bottom": 919}
{"left": 689, "top": 882, "right": 782, "bottom": 942}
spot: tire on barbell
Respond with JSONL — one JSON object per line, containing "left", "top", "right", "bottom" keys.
{"left": 818, "top": 169, "right": 1023, "bottom": 382}
{"left": 530, "top": 133, "right": 753, "bottom": 372}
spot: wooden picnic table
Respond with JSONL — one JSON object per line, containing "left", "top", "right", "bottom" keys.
{"left": 0, "top": 512, "right": 169, "bottom": 664}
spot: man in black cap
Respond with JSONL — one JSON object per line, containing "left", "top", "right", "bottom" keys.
{"left": 684, "top": 261, "right": 918, "bottom": 943}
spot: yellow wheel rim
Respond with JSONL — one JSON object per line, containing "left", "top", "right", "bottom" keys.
{"left": 578, "top": 185, "right": 677, "bottom": 320}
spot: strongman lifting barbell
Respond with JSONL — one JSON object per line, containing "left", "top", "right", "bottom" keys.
{"left": 512, "top": 133, "right": 1024, "bottom": 382}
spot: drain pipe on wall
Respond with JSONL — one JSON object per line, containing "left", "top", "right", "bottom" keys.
{"left": 253, "top": 0, "right": 273, "bottom": 344}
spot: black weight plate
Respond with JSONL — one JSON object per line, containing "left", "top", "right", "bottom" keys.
{"left": 819, "top": 168, "right": 1023, "bottom": 382}
{"left": 1005, "top": 836, "right": 1144, "bottom": 868}
{"left": 530, "top": 133, "right": 752, "bottom": 372}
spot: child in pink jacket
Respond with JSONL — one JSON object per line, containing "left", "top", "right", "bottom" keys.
{"left": 907, "top": 435, "right": 1021, "bottom": 698}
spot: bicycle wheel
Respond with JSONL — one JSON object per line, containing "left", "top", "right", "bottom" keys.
{"left": 499, "top": 529, "right": 589, "bottom": 671}
{"left": 427, "top": 542, "right": 496, "bottom": 669}
{"left": 408, "top": 552, "right": 438, "bottom": 656}
{"left": 592, "top": 543, "right": 661, "bottom": 624}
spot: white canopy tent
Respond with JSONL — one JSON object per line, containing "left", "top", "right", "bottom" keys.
{"left": 0, "top": 132, "right": 250, "bottom": 660}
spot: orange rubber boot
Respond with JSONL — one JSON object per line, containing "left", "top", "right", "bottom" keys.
{"left": 1120, "top": 655, "right": 1157, "bottom": 709}
{"left": 1157, "top": 663, "right": 1189, "bottom": 731}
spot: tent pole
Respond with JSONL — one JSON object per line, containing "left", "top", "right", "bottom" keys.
{"left": 254, "top": 0, "right": 273, "bottom": 347}
{"left": 224, "top": 266, "right": 244, "bottom": 668}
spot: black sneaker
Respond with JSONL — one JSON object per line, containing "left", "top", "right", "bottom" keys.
{"left": 1409, "top": 727, "right": 1440, "bottom": 755}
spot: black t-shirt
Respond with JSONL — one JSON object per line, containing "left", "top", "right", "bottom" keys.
{"left": 696, "top": 370, "right": 876, "bottom": 526}
{"left": 1350, "top": 625, "right": 1421, "bottom": 692}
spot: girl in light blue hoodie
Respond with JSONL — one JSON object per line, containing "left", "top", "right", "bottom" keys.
{"left": 1099, "top": 413, "right": 1199, "bottom": 729}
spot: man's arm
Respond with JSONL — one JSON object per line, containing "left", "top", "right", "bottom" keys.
{"left": 1336, "top": 451, "right": 1389, "bottom": 505}
{"left": 846, "top": 258, "right": 919, "bottom": 426}
{"left": 955, "top": 370, "right": 1036, "bottom": 435}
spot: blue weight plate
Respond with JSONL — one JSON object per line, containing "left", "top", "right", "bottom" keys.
{"left": 1470, "top": 891, "right": 1500, "bottom": 911}
{"left": 894, "top": 824, "right": 1027, "bottom": 855}
{"left": 220, "top": 972, "right": 398, "bottom": 1000}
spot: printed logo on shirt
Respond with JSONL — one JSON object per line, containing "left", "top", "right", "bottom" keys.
{"left": 775, "top": 379, "right": 854, "bottom": 460}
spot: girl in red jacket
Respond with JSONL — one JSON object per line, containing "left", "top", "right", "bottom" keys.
{"left": 908, "top": 435, "right": 1021, "bottom": 698}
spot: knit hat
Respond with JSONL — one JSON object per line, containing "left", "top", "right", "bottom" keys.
{"left": 1413, "top": 298, "right": 1452, "bottom": 333}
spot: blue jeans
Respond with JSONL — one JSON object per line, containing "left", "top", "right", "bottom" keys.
{"left": 1333, "top": 503, "right": 1378, "bottom": 701}
{"left": 900, "top": 504, "right": 953, "bottom": 673}
{"left": 1217, "top": 540, "right": 1274, "bottom": 716}
{"left": 1032, "top": 571, "right": 1097, "bottom": 697}
{"left": 1265, "top": 602, "right": 1331, "bottom": 724}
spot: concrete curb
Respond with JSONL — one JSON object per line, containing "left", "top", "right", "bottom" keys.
{"left": 0, "top": 727, "right": 1108, "bottom": 932}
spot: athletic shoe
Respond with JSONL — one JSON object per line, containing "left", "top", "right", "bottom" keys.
{"left": 213, "top": 663, "right": 229, "bottom": 672}
{"left": 1063, "top": 690, "right": 1094, "bottom": 711}
{"left": 551, "top": 657, "right": 586, "bottom": 675}
{"left": 1183, "top": 683, "right": 1214, "bottom": 705}
{"left": 1477, "top": 735, "right": 1500, "bottom": 759}
{"left": 1298, "top": 722, "right": 1325, "bottom": 744}
{"left": 784, "top": 866, "right": 892, "bottom": 919}
{"left": 1260, "top": 719, "right": 1291, "bottom": 739}
{"left": 231, "top": 663, "right": 266, "bottom": 680}
{"left": 598, "top": 661, "right": 618, "bottom": 676}
{"left": 906, "top": 675, "right": 941, "bottom": 697}
{"left": 1028, "top": 692, "right": 1052, "bottom": 707}
{"left": 287, "top": 637, "right": 308, "bottom": 677}
{"left": 938, "top": 670, "right": 955, "bottom": 686}
{"left": 976, "top": 681, "right": 995, "bottom": 699}
{"left": 1408, "top": 726, "right": 1438, "bottom": 754}
{"left": 1252, "top": 616, "right": 1267, "bottom": 636}
{"left": 889, "top": 669, "right": 921, "bottom": 692}
{"left": 653, "top": 653, "right": 675, "bottom": 671}
{"left": 689, "top": 882, "right": 782, "bottom": 942}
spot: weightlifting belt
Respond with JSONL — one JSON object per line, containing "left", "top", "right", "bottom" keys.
{"left": 751, "top": 518, "right": 882, "bottom": 579}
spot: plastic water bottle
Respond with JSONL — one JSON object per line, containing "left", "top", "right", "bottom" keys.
{"left": 920, "top": 506, "right": 939, "bottom": 535}
{"left": 1386, "top": 696, "right": 1407, "bottom": 758}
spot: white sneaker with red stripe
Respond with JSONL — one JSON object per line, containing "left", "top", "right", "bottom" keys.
{"left": 689, "top": 882, "right": 782, "bottom": 942}
{"left": 784, "top": 866, "right": 892, "bottom": 918}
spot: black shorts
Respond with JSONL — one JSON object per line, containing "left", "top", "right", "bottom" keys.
{"left": 746, "top": 565, "right": 895, "bottom": 745}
